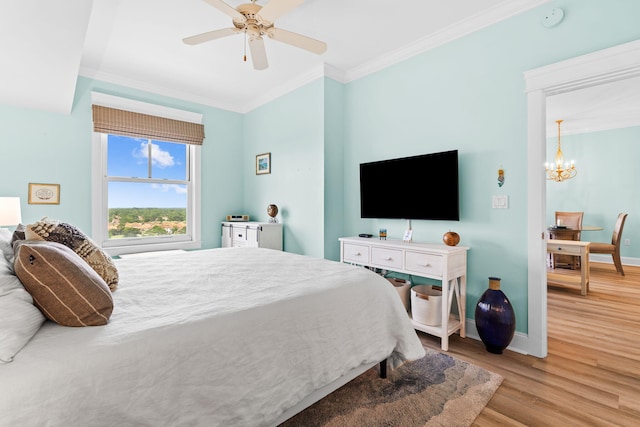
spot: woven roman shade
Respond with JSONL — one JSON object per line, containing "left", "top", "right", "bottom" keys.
{"left": 92, "top": 105, "right": 205, "bottom": 145}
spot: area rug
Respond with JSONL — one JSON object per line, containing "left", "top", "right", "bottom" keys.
{"left": 280, "top": 348, "right": 503, "bottom": 427}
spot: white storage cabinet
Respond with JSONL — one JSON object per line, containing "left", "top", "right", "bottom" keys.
{"left": 221, "top": 221, "right": 283, "bottom": 250}
{"left": 339, "top": 236, "right": 469, "bottom": 351}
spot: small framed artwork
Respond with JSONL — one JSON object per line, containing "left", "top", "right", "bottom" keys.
{"left": 28, "top": 183, "right": 60, "bottom": 205}
{"left": 256, "top": 152, "right": 271, "bottom": 175}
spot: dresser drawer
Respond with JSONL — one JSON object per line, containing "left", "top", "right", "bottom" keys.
{"left": 343, "top": 243, "right": 370, "bottom": 264}
{"left": 371, "top": 247, "right": 403, "bottom": 269}
{"left": 232, "top": 227, "right": 248, "bottom": 243}
{"left": 547, "top": 243, "right": 582, "bottom": 255}
{"left": 232, "top": 226, "right": 258, "bottom": 247}
{"left": 405, "top": 251, "right": 443, "bottom": 277}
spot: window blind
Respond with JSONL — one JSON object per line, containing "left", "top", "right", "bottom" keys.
{"left": 91, "top": 105, "right": 205, "bottom": 145}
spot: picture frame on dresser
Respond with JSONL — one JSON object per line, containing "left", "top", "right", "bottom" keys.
{"left": 256, "top": 152, "right": 271, "bottom": 175}
{"left": 28, "top": 183, "right": 60, "bottom": 205}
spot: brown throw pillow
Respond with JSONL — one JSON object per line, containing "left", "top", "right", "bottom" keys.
{"left": 14, "top": 241, "right": 114, "bottom": 327}
{"left": 25, "top": 218, "right": 119, "bottom": 291}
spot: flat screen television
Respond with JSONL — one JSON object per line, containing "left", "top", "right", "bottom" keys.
{"left": 359, "top": 150, "right": 459, "bottom": 221}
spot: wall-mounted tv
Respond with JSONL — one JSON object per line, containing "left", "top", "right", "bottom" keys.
{"left": 359, "top": 150, "right": 459, "bottom": 221}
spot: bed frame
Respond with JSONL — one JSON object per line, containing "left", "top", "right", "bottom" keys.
{"left": 270, "top": 358, "right": 388, "bottom": 426}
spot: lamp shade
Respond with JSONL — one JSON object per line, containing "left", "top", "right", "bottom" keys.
{"left": 0, "top": 197, "right": 22, "bottom": 226}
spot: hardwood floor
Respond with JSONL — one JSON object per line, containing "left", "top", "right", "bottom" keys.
{"left": 418, "top": 262, "right": 640, "bottom": 426}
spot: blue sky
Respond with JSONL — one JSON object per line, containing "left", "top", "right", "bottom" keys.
{"left": 107, "top": 135, "right": 187, "bottom": 208}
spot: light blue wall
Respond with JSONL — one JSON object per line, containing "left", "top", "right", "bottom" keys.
{"left": 1, "top": 0, "right": 639, "bottom": 336}
{"left": 243, "top": 79, "right": 325, "bottom": 258}
{"left": 0, "top": 77, "right": 245, "bottom": 250}
{"left": 323, "top": 78, "right": 345, "bottom": 261}
{"left": 340, "top": 0, "right": 640, "bottom": 333}
{"left": 547, "top": 126, "right": 640, "bottom": 257}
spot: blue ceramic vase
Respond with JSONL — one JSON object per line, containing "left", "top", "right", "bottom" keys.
{"left": 475, "top": 277, "right": 516, "bottom": 354}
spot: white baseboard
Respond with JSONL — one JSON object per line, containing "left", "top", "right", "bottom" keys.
{"left": 590, "top": 254, "right": 640, "bottom": 267}
{"left": 462, "top": 254, "right": 640, "bottom": 358}
{"left": 464, "top": 319, "right": 533, "bottom": 356}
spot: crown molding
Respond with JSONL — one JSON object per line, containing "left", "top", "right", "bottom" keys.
{"left": 79, "top": 66, "right": 245, "bottom": 113}
{"left": 547, "top": 118, "right": 640, "bottom": 138}
{"left": 241, "top": 63, "right": 326, "bottom": 113}
{"left": 342, "top": 0, "right": 551, "bottom": 83}
{"left": 79, "top": 0, "right": 550, "bottom": 113}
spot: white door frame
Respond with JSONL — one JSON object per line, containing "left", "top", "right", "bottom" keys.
{"left": 524, "top": 40, "right": 640, "bottom": 358}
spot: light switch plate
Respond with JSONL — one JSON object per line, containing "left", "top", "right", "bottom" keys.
{"left": 492, "top": 195, "right": 508, "bottom": 209}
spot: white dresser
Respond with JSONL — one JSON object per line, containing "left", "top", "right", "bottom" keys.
{"left": 221, "top": 221, "right": 283, "bottom": 250}
{"left": 339, "top": 236, "right": 469, "bottom": 351}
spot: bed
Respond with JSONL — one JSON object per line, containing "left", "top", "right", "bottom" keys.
{"left": 0, "top": 232, "right": 425, "bottom": 427}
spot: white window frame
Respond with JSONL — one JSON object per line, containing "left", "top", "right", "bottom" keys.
{"left": 91, "top": 92, "right": 202, "bottom": 256}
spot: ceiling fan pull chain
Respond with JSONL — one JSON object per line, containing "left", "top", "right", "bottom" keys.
{"left": 244, "top": 32, "right": 247, "bottom": 62}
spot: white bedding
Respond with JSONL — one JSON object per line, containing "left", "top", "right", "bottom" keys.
{"left": 0, "top": 247, "right": 425, "bottom": 426}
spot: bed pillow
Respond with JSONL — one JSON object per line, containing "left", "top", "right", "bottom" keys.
{"left": 11, "top": 223, "right": 26, "bottom": 244}
{"left": 14, "top": 240, "right": 114, "bottom": 327}
{"left": 0, "top": 228, "right": 16, "bottom": 265}
{"left": 25, "top": 218, "right": 119, "bottom": 291}
{"left": 0, "top": 229, "right": 46, "bottom": 363}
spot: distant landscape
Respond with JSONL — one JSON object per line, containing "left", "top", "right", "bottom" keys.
{"left": 108, "top": 207, "right": 186, "bottom": 238}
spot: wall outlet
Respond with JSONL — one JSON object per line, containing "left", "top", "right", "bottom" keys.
{"left": 624, "top": 239, "right": 631, "bottom": 246}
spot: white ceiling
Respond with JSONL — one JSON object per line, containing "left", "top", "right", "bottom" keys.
{"left": 2, "top": 0, "right": 550, "bottom": 114}
{"left": 546, "top": 75, "right": 640, "bottom": 136}
{"left": 0, "top": 0, "right": 93, "bottom": 114}
{"left": 2, "top": 0, "right": 639, "bottom": 131}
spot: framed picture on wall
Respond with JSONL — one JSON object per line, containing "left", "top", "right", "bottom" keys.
{"left": 28, "top": 183, "right": 60, "bottom": 204}
{"left": 256, "top": 152, "right": 271, "bottom": 175}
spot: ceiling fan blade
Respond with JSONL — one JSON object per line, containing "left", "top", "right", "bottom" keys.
{"left": 249, "top": 37, "right": 269, "bottom": 70}
{"left": 268, "top": 28, "right": 327, "bottom": 54}
{"left": 258, "top": 0, "right": 304, "bottom": 24}
{"left": 202, "top": 0, "right": 246, "bottom": 23}
{"left": 183, "top": 28, "right": 239, "bottom": 45}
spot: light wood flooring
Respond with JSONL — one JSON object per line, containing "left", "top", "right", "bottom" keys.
{"left": 418, "top": 262, "right": 640, "bottom": 427}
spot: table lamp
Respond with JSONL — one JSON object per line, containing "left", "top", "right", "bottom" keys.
{"left": 0, "top": 197, "right": 22, "bottom": 228}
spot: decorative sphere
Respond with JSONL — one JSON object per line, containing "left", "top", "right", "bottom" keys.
{"left": 443, "top": 231, "right": 460, "bottom": 246}
{"left": 267, "top": 204, "right": 278, "bottom": 218}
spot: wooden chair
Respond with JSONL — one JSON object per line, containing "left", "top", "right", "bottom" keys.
{"left": 550, "top": 211, "right": 584, "bottom": 269}
{"left": 556, "top": 211, "right": 584, "bottom": 237}
{"left": 590, "top": 213, "right": 628, "bottom": 276}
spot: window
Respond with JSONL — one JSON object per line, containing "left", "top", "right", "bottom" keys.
{"left": 91, "top": 93, "right": 203, "bottom": 255}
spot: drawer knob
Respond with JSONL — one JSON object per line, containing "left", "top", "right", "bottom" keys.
{"left": 355, "top": 252, "right": 361, "bottom": 256}
{"left": 386, "top": 257, "right": 393, "bottom": 261}
{"left": 423, "top": 263, "right": 431, "bottom": 267}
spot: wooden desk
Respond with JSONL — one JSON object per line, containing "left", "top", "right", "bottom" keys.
{"left": 547, "top": 239, "right": 591, "bottom": 295}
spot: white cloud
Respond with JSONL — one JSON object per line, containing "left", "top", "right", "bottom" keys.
{"left": 134, "top": 141, "right": 174, "bottom": 168}
{"left": 151, "top": 183, "right": 187, "bottom": 194}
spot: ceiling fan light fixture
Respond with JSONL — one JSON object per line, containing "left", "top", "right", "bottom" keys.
{"left": 183, "top": 0, "right": 327, "bottom": 70}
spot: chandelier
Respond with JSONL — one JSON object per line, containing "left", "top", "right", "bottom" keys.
{"left": 546, "top": 119, "right": 576, "bottom": 182}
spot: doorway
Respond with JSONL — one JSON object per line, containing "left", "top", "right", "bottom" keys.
{"left": 525, "top": 40, "right": 640, "bottom": 358}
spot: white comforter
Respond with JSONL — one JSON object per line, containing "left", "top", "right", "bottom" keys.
{"left": 0, "top": 247, "right": 425, "bottom": 427}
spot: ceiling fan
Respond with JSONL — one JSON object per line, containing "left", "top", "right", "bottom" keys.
{"left": 183, "top": 0, "right": 327, "bottom": 70}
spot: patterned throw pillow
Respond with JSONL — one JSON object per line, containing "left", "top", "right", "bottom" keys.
{"left": 25, "top": 218, "right": 119, "bottom": 291}
{"left": 14, "top": 241, "right": 113, "bottom": 327}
